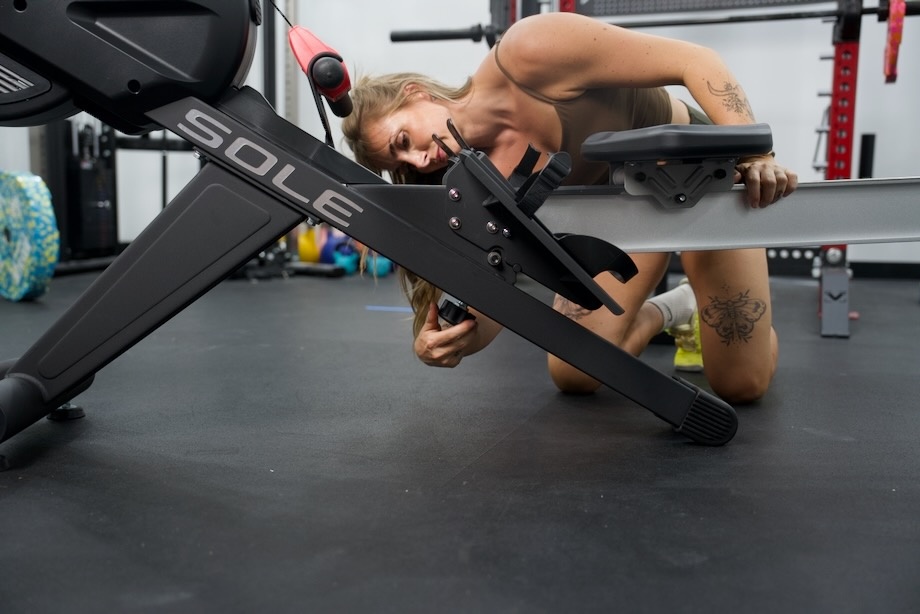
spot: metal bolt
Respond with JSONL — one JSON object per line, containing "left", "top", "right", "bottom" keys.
{"left": 501, "top": 228, "right": 512, "bottom": 238}
{"left": 487, "top": 251, "right": 502, "bottom": 266}
{"left": 674, "top": 193, "right": 688, "bottom": 204}
{"left": 449, "top": 217, "right": 462, "bottom": 230}
{"left": 486, "top": 221, "right": 498, "bottom": 234}
{"left": 448, "top": 188, "right": 461, "bottom": 202}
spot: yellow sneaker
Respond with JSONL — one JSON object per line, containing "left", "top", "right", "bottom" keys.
{"left": 669, "top": 310, "right": 703, "bottom": 373}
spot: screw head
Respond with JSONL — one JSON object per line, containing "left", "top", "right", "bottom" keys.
{"left": 449, "top": 217, "right": 462, "bottom": 230}
{"left": 486, "top": 221, "right": 498, "bottom": 234}
{"left": 448, "top": 188, "right": 461, "bottom": 202}
{"left": 487, "top": 251, "right": 502, "bottom": 266}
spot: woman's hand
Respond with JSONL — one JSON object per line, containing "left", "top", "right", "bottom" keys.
{"left": 414, "top": 303, "right": 479, "bottom": 367}
{"left": 734, "top": 155, "right": 799, "bottom": 208}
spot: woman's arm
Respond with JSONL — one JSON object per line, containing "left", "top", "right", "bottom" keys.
{"left": 499, "top": 12, "right": 797, "bottom": 206}
{"left": 414, "top": 303, "right": 504, "bottom": 367}
{"left": 500, "top": 12, "right": 751, "bottom": 124}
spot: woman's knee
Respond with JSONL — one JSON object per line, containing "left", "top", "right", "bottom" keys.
{"left": 707, "top": 329, "right": 779, "bottom": 405}
{"left": 547, "top": 355, "right": 601, "bottom": 395}
{"left": 709, "top": 371, "right": 772, "bottom": 405}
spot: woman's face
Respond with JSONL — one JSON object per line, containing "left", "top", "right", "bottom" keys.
{"left": 364, "top": 93, "right": 455, "bottom": 176}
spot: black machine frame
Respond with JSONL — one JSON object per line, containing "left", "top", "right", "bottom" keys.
{"left": 0, "top": 0, "right": 770, "bottom": 449}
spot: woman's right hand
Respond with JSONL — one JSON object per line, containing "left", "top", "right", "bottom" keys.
{"left": 414, "top": 302, "right": 478, "bottom": 367}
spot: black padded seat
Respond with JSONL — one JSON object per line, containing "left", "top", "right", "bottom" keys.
{"left": 582, "top": 123, "right": 773, "bottom": 163}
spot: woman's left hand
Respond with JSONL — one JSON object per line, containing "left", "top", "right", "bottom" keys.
{"left": 734, "top": 156, "right": 799, "bottom": 209}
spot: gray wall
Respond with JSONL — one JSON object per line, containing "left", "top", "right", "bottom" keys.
{"left": 1, "top": 1, "right": 917, "bottom": 260}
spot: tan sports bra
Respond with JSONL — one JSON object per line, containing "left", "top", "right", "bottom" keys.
{"left": 493, "top": 41, "right": 674, "bottom": 186}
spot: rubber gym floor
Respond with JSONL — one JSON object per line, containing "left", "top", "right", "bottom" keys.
{"left": 1, "top": 269, "right": 918, "bottom": 613}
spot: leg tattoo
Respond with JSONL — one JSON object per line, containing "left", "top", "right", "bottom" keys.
{"left": 553, "top": 295, "right": 592, "bottom": 322}
{"left": 700, "top": 290, "right": 767, "bottom": 345}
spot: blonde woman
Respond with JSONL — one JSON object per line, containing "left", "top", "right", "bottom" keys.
{"left": 342, "top": 12, "right": 797, "bottom": 404}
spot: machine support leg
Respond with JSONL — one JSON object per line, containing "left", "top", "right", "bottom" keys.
{"left": 820, "top": 247, "right": 851, "bottom": 338}
{"left": 0, "top": 163, "right": 304, "bottom": 443}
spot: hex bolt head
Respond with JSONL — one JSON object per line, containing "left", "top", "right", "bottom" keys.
{"left": 487, "top": 251, "right": 502, "bottom": 266}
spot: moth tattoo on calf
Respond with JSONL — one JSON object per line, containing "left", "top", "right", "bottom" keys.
{"left": 700, "top": 290, "right": 767, "bottom": 345}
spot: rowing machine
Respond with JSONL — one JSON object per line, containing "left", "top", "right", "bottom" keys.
{"left": 3, "top": 0, "right": 848, "bottom": 449}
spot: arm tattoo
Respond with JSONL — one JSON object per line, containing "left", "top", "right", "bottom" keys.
{"left": 706, "top": 81, "right": 755, "bottom": 120}
{"left": 699, "top": 290, "right": 767, "bottom": 345}
{"left": 553, "top": 295, "right": 592, "bottom": 322}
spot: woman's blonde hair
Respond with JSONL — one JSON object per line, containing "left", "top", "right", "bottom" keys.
{"left": 341, "top": 72, "right": 472, "bottom": 184}
{"left": 342, "top": 72, "right": 473, "bottom": 336}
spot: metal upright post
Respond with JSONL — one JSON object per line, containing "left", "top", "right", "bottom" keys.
{"left": 819, "top": 0, "right": 863, "bottom": 337}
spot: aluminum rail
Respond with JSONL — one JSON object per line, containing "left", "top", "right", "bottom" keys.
{"left": 537, "top": 177, "right": 920, "bottom": 253}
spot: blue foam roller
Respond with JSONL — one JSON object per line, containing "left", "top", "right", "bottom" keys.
{"left": 0, "top": 171, "right": 60, "bottom": 301}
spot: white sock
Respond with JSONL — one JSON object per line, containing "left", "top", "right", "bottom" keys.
{"left": 647, "top": 281, "right": 696, "bottom": 331}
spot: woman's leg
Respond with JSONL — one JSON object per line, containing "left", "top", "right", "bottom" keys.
{"left": 680, "top": 248, "right": 779, "bottom": 404}
{"left": 547, "top": 252, "right": 671, "bottom": 393}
